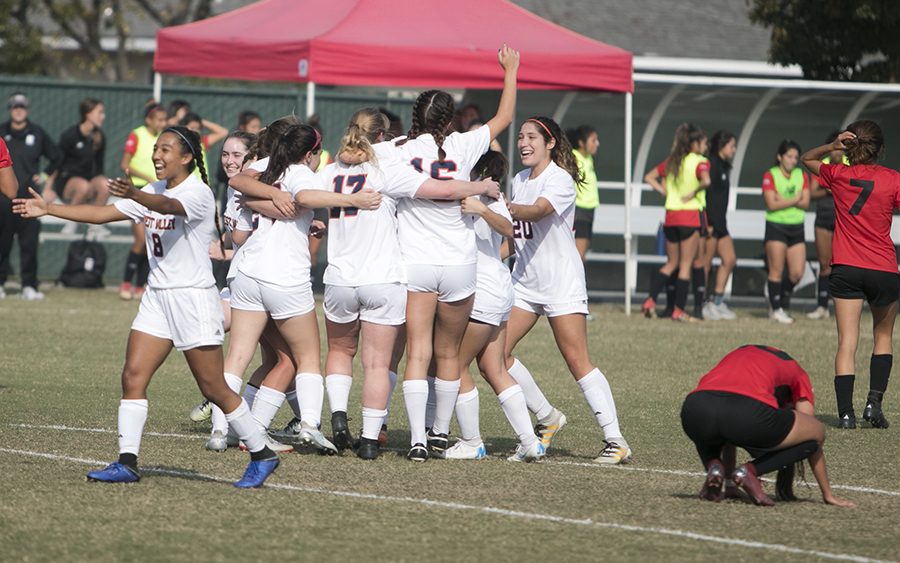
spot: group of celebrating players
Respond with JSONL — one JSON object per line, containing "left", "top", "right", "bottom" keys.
{"left": 11, "top": 45, "right": 898, "bottom": 505}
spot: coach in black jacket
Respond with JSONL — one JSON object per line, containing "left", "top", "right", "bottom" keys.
{"left": 0, "top": 93, "right": 61, "bottom": 300}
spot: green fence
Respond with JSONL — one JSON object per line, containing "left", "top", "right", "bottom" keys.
{"left": 0, "top": 74, "right": 415, "bottom": 287}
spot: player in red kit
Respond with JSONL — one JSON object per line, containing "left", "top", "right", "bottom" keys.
{"left": 681, "top": 345, "right": 853, "bottom": 507}
{"left": 801, "top": 121, "right": 900, "bottom": 430}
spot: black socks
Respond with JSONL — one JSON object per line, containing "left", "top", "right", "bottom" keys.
{"left": 118, "top": 453, "right": 138, "bottom": 471}
{"left": 834, "top": 375, "right": 856, "bottom": 417}
{"left": 869, "top": 354, "right": 892, "bottom": 403}
{"left": 752, "top": 440, "right": 819, "bottom": 475}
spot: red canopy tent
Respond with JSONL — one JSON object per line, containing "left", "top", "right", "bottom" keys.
{"left": 154, "top": 0, "right": 632, "bottom": 93}
{"left": 154, "top": 0, "right": 639, "bottom": 312}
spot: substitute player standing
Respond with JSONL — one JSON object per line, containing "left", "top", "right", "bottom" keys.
{"left": 801, "top": 121, "right": 900, "bottom": 430}
{"left": 13, "top": 127, "right": 278, "bottom": 488}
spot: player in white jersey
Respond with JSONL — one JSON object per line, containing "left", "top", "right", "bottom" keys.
{"left": 504, "top": 116, "right": 632, "bottom": 464}
{"left": 391, "top": 45, "right": 519, "bottom": 461}
{"left": 227, "top": 123, "right": 380, "bottom": 454}
{"left": 14, "top": 127, "right": 279, "bottom": 487}
{"left": 319, "top": 108, "right": 504, "bottom": 460}
{"left": 439, "top": 150, "right": 545, "bottom": 462}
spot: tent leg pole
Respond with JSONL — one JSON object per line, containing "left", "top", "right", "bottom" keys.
{"left": 506, "top": 108, "right": 516, "bottom": 194}
{"left": 153, "top": 72, "right": 162, "bottom": 103}
{"left": 624, "top": 92, "right": 633, "bottom": 316}
{"left": 306, "top": 81, "right": 316, "bottom": 118}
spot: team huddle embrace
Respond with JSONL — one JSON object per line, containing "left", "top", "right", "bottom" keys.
{"left": 13, "top": 46, "right": 629, "bottom": 489}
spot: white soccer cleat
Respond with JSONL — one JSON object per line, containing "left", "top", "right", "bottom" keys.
{"left": 507, "top": 440, "right": 545, "bottom": 462}
{"left": 443, "top": 440, "right": 487, "bottom": 460}
{"left": 807, "top": 306, "right": 830, "bottom": 320}
{"left": 701, "top": 302, "right": 722, "bottom": 321}
{"left": 593, "top": 440, "right": 632, "bottom": 465}
{"left": 21, "top": 287, "right": 44, "bottom": 301}
{"left": 206, "top": 430, "right": 228, "bottom": 452}
{"left": 299, "top": 422, "right": 338, "bottom": 455}
{"left": 715, "top": 301, "right": 737, "bottom": 320}
{"left": 189, "top": 399, "right": 212, "bottom": 422}
{"left": 534, "top": 408, "right": 567, "bottom": 451}
{"left": 769, "top": 308, "right": 794, "bottom": 324}
{"left": 269, "top": 417, "right": 303, "bottom": 441}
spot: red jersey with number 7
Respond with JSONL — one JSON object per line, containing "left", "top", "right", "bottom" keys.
{"left": 818, "top": 163, "right": 900, "bottom": 273}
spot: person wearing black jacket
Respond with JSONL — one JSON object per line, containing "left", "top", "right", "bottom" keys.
{"left": 700, "top": 130, "right": 738, "bottom": 320}
{"left": 0, "top": 93, "right": 61, "bottom": 300}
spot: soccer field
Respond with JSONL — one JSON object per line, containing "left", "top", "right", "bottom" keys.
{"left": 1, "top": 290, "right": 898, "bottom": 562}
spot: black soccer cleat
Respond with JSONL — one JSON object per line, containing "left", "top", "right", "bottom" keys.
{"left": 331, "top": 411, "right": 355, "bottom": 451}
{"left": 837, "top": 412, "right": 857, "bottom": 429}
{"left": 357, "top": 437, "right": 380, "bottom": 460}
{"left": 407, "top": 443, "right": 428, "bottom": 462}
{"left": 863, "top": 401, "right": 890, "bottom": 429}
{"left": 426, "top": 429, "right": 449, "bottom": 452}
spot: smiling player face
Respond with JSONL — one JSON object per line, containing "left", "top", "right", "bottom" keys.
{"left": 518, "top": 122, "right": 554, "bottom": 169}
{"left": 152, "top": 132, "right": 193, "bottom": 181}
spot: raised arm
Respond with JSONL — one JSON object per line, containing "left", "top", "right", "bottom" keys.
{"left": 202, "top": 119, "right": 229, "bottom": 147}
{"left": 508, "top": 197, "right": 555, "bottom": 222}
{"left": 295, "top": 189, "right": 382, "bottom": 211}
{"left": 461, "top": 196, "right": 513, "bottom": 237}
{"left": 109, "top": 177, "right": 185, "bottom": 216}
{"left": 13, "top": 187, "right": 126, "bottom": 224}
{"left": 415, "top": 178, "right": 500, "bottom": 200}
{"left": 485, "top": 45, "right": 520, "bottom": 141}
{"left": 801, "top": 131, "right": 854, "bottom": 177}
{"left": 230, "top": 171, "right": 296, "bottom": 216}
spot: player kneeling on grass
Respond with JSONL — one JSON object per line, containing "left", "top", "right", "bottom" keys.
{"left": 680, "top": 345, "right": 854, "bottom": 507}
{"left": 13, "top": 126, "right": 279, "bottom": 488}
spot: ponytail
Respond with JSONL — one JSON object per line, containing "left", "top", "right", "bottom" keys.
{"left": 396, "top": 90, "right": 454, "bottom": 162}
{"left": 340, "top": 108, "right": 389, "bottom": 166}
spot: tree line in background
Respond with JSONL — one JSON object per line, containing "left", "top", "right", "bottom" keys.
{"left": 0, "top": 0, "right": 212, "bottom": 81}
{"left": 1, "top": 0, "right": 898, "bottom": 83}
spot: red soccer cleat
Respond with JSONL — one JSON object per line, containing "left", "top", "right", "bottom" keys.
{"left": 732, "top": 463, "right": 774, "bottom": 506}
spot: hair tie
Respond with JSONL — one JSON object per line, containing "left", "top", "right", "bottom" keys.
{"left": 312, "top": 127, "right": 322, "bottom": 152}
{"left": 526, "top": 118, "right": 555, "bottom": 142}
{"left": 164, "top": 127, "right": 199, "bottom": 161}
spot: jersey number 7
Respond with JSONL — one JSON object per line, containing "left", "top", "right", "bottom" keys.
{"left": 330, "top": 174, "right": 367, "bottom": 219}
{"left": 848, "top": 178, "right": 874, "bottom": 216}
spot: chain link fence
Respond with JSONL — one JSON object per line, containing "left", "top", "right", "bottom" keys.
{"left": 0, "top": 75, "right": 415, "bottom": 287}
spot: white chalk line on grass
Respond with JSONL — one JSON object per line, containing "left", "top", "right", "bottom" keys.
{"left": 0, "top": 447, "right": 890, "bottom": 563}
{"left": 8, "top": 423, "right": 900, "bottom": 498}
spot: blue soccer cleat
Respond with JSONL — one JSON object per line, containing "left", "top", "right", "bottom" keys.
{"left": 86, "top": 462, "right": 141, "bottom": 483}
{"left": 234, "top": 457, "right": 280, "bottom": 489}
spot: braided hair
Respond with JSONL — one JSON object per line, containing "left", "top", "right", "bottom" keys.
{"left": 164, "top": 125, "right": 224, "bottom": 254}
{"left": 525, "top": 116, "right": 583, "bottom": 184}
{"left": 396, "top": 90, "right": 455, "bottom": 162}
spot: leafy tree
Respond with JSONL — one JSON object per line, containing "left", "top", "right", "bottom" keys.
{"left": 0, "top": 0, "right": 48, "bottom": 75}
{"left": 748, "top": 0, "right": 900, "bottom": 82}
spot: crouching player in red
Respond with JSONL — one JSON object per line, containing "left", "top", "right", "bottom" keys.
{"left": 801, "top": 122, "right": 900, "bottom": 430}
{"left": 13, "top": 127, "right": 278, "bottom": 488}
{"left": 681, "top": 345, "right": 854, "bottom": 507}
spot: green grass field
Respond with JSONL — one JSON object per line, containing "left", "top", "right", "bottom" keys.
{"left": 1, "top": 289, "right": 899, "bottom": 562}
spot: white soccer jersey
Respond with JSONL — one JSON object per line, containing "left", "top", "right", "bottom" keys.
{"left": 222, "top": 185, "right": 257, "bottom": 284}
{"left": 510, "top": 161, "right": 587, "bottom": 304}
{"left": 237, "top": 164, "right": 319, "bottom": 287}
{"left": 471, "top": 194, "right": 514, "bottom": 312}
{"left": 394, "top": 125, "right": 491, "bottom": 266}
{"left": 318, "top": 152, "right": 427, "bottom": 287}
{"left": 114, "top": 175, "right": 216, "bottom": 289}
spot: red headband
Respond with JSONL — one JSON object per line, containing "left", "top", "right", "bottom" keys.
{"left": 312, "top": 128, "right": 322, "bottom": 152}
{"left": 526, "top": 118, "right": 555, "bottom": 141}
